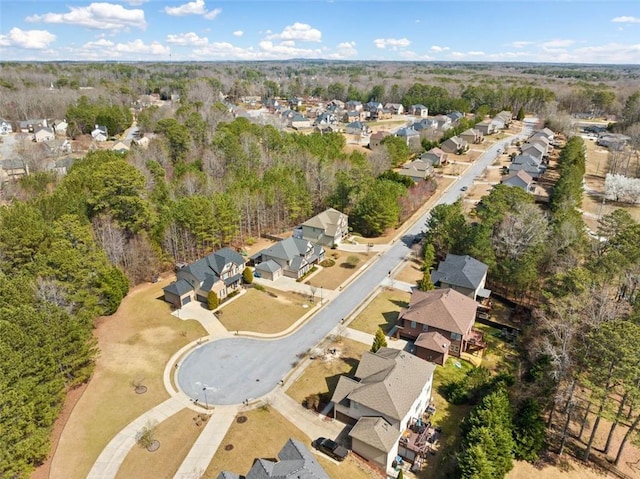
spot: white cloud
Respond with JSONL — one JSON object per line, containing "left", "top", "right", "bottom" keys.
{"left": 542, "top": 39, "right": 575, "bottom": 49}
{"left": 0, "top": 27, "right": 56, "bottom": 49}
{"left": 267, "top": 23, "right": 321, "bottom": 42}
{"left": 232, "top": 30, "right": 243, "bottom": 37}
{"left": 164, "top": 0, "right": 207, "bottom": 16}
{"left": 280, "top": 40, "right": 295, "bottom": 47}
{"left": 468, "top": 51, "right": 485, "bottom": 56}
{"left": 398, "top": 50, "right": 432, "bottom": 60}
{"left": 166, "top": 32, "right": 208, "bottom": 46}
{"left": 204, "top": 8, "right": 222, "bottom": 20}
{"left": 258, "top": 40, "right": 322, "bottom": 57}
{"left": 612, "top": 16, "right": 640, "bottom": 24}
{"left": 26, "top": 2, "right": 146, "bottom": 31}
{"left": 326, "top": 41, "right": 357, "bottom": 59}
{"left": 115, "top": 39, "right": 170, "bottom": 55}
{"left": 429, "top": 45, "right": 449, "bottom": 53}
{"left": 511, "top": 41, "right": 533, "bottom": 48}
{"left": 193, "top": 41, "right": 258, "bottom": 60}
{"left": 374, "top": 38, "right": 411, "bottom": 49}
{"left": 122, "top": 0, "right": 147, "bottom": 4}
{"left": 82, "top": 38, "right": 115, "bottom": 49}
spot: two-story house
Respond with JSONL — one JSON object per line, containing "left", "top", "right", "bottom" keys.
{"left": 0, "top": 118, "right": 13, "bottom": 134}
{"left": 163, "top": 247, "right": 246, "bottom": 308}
{"left": 397, "top": 288, "right": 481, "bottom": 357}
{"left": 253, "top": 237, "right": 325, "bottom": 280}
{"left": 296, "top": 208, "right": 348, "bottom": 247}
{"left": 420, "top": 147, "right": 448, "bottom": 166}
{"left": 431, "top": 254, "right": 490, "bottom": 301}
{"left": 409, "top": 104, "right": 429, "bottom": 117}
{"left": 331, "top": 348, "right": 435, "bottom": 475}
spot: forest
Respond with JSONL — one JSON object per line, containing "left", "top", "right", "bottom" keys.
{"left": 1, "top": 60, "right": 640, "bottom": 478}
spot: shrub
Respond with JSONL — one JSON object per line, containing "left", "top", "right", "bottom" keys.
{"left": 207, "top": 291, "right": 219, "bottom": 310}
{"left": 320, "top": 258, "right": 335, "bottom": 267}
{"left": 345, "top": 256, "right": 361, "bottom": 268}
{"left": 226, "top": 290, "right": 240, "bottom": 300}
{"left": 242, "top": 267, "right": 254, "bottom": 284}
{"left": 253, "top": 284, "right": 266, "bottom": 292}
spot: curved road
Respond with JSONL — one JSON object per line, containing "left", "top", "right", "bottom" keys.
{"left": 178, "top": 120, "right": 536, "bottom": 405}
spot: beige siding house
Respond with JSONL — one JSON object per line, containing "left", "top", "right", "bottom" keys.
{"left": 298, "top": 208, "right": 348, "bottom": 247}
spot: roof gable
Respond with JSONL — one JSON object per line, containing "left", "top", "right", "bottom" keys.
{"left": 401, "top": 288, "right": 478, "bottom": 335}
{"left": 431, "top": 254, "right": 487, "bottom": 290}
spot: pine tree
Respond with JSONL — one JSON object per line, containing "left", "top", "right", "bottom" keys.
{"left": 417, "top": 270, "right": 435, "bottom": 291}
{"left": 371, "top": 328, "right": 388, "bottom": 353}
{"left": 207, "top": 291, "right": 219, "bottom": 310}
{"left": 242, "top": 267, "right": 254, "bottom": 284}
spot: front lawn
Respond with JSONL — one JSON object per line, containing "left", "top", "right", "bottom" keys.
{"left": 217, "top": 287, "right": 312, "bottom": 334}
{"left": 309, "top": 250, "right": 372, "bottom": 290}
{"left": 286, "top": 338, "right": 370, "bottom": 406}
{"left": 349, "top": 289, "right": 411, "bottom": 335}
{"left": 202, "top": 407, "right": 371, "bottom": 479}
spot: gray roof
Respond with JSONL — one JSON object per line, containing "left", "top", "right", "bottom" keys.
{"left": 302, "top": 208, "right": 347, "bottom": 237}
{"left": 349, "top": 416, "right": 399, "bottom": 453}
{"left": 431, "top": 254, "right": 488, "bottom": 290}
{"left": 180, "top": 247, "right": 245, "bottom": 283}
{"left": 501, "top": 170, "right": 533, "bottom": 189}
{"left": 163, "top": 279, "right": 193, "bottom": 296}
{"left": 395, "top": 127, "right": 419, "bottom": 138}
{"left": 255, "top": 260, "right": 281, "bottom": 273}
{"left": 260, "top": 237, "right": 312, "bottom": 262}
{"left": 218, "top": 438, "right": 329, "bottom": 479}
{"left": 332, "top": 347, "right": 435, "bottom": 422}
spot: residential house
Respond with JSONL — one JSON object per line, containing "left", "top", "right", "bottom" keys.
{"left": 253, "top": 237, "right": 325, "bottom": 280}
{"left": 315, "top": 124, "right": 338, "bottom": 134}
{"left": 434, "top": 115, "right": 452, "bottom": 130}
{"left": 431, "top": 254, "right": 490, "bottom": 301}
{"left": 91, "top": 125, "right": 108, "bottom": 142}
{"left": 528, "top": 134, "right": 551, "bottom": 155}
{"left": 440, "top": 136, "right": 468, "bottom": 154}
{"left": 384, "top": 103, "right": 404, "bottom": 115}
{"left": 288, "top": 97, "right": 303, "bottom": 109}
{"left": 44, "top": 138, "right": 72, "bottom": 157}
{"left": 296, "top": 207, "right": 349, "bottom": 247}
{"left": 315, "top": 112, "right": 338, "bottom": 127}
{"left": 331, "top": 348, "right": 435, "bottom": 474}
{"left": 217, "top": 438, "right": 330, "bottom": 479}
{"left": 409, "top": 104, "right": 429, "bottom": 117}
{"left": 290, "top": 114, "right": 311, "bottom": 130}
{"left": 509, "top": 153, "right": 546, "bottom": 179}
{"left": 254, "top": 260, "right": 282, "bottom": 281}
{"left": 162, "top": 247, "right": 246, "bottom": 308}
{"left": 598, "top": 133, "right": 630, "bottom": 149}
{"left": 263, "top": 98, "right": 280, "bottom": 111}
{"left": 345, "top": 100, "right": 363, "bottom": 112}
{"left": 475, "top": 120, "right": 496, "bottom": 136}
{"left": 0, "top": 118, "right": 13, "bottom": 134}
{"left": 377, "top": 108, "right": 393, "bottom": 120}
{"left": 394, "top": 127, "right": 420, "bottom": 148}
{"left": 51, "top": 119, "right": 68, "bottom": 135}
{"left": 447, "top": 111, "right": 464, "bottom": 123}
{"left": 414, "top": 331, "right": 451, "bottom": 366}
{"left": 0, "top": 158, "right": 29, "bottom": 182}
{"left": 501, "top": 170, "right": 534, "bottom": 192}
{"left": 20, "top": 119, "right": 47, "bottom": 133}
{"left": 33, "top": 127, "right": 55, "bottom": 142}
{"left": 459, "top": 128, "right": 484, "bottom": 144}
{"left": 397, "top": 288, "right": 483, "bottom": 357}
{"left": 369, "top": 130, "right": 390, "bottom": 148}
{"left": 330, "top": 99, "right": 345, "bottom": 109}
{"left": 111, "top": 140, "right": 131, "bottom": 154}
{"left": 490, "top": 118, "right": 506, "bottom": 131}
{"left": 365, "top": 101, "right": 383, "bottom": 118}
{"left": 420, "top": 147, "right": 448, "bottom": 166}
{"left": 398, "top": 159, "right": 434, "bottom": 182}
{"left": 411, "top": 118, "right": 438, "bottom": 132}
{"left": 536, "top": 127, "right": 554, "bottom": 141}
{"left": 521, "top": 142, "right": 546, "bottom": 162}
{"left": 495, "top": 110, "right": 513, "bottom": 126}
{"left": 345, "top": 121, "right": 371, "bottom": 136}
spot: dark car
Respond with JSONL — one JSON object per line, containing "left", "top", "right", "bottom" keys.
{"left": 314, "top": 437, "right": 349, "bottom": 462}
{"left": 460, "top": 185, "right": 468, "bottom": 191}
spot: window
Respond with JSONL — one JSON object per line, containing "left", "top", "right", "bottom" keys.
{"left": 410, "top": 321, "right": 417, "bottom": 329}
{"left": 422, "top": 325, "right": 429, "bottom": 332}
{"left": 451, "top": 332, "right": 462, "bottom": 340}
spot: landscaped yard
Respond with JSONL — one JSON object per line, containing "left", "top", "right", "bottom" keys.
{"left": 202, "top": 406, "right": 372, "bottom": 479}
{"left": 309, "top": 250, "right": 372, "bottom": 290}
{"left": 474, "top": 323, "right": 519, "bottom": 373}
{"left": 49, "top": 277, "right": 206, "bottom": 479}
{"left": 348, "top": 289, "right": 411, "bottom": 335}
{"left": 115, "top": 408, "right": 203, "bottom": 479}
{"left": 395, "top": 257, "right": 423, "bottom": 285}
{"left": 217, "top": 287, "right": 313, "bottom": 334}
{"left": 286, "top": 338, "right": 370, "bottom": 406}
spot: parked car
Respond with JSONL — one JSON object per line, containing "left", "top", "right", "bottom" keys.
{"left": 460, "top": 185, "right": 468, "bottom": 191}
{"left": 313, "top": 437, "right": 349, "bottom": 462}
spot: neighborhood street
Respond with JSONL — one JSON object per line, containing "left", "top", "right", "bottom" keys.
{"left": 177, "top": 119, "right": 536, "bottom": 405}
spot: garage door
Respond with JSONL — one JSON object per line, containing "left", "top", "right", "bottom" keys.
{"left": 181, "top": 296, "right": 191, "bottom": 306}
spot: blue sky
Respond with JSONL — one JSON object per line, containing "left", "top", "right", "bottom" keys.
{"left": 1, "top": 1, "right": 639, "bottom": 63}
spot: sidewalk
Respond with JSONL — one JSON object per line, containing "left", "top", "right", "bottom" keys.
{"left": 173, "top": 405, "right": 238, "bottom": 479}
{"left": 87, "top": 397, "right": 186, "bottom": 479}
{"left": 342, "top": 327, "right": 410, "bottom": 351}
{"left": 172, "top": 301, "right": 232, "bottom": 338}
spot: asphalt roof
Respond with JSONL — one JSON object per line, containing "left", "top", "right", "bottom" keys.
{"left": 400, "top": 288, "right": 478, "bottom": 335}
{"left": 431, "top": 254, "right": 488, "bottom": 290}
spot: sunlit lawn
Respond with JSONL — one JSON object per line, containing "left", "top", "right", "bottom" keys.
{"left": 286, "top": 338, "right": 370, "bottom": 405}
{"left": 217, "top": 287, "right": 313, "bottom": 334}
{"left": 202, "top": 407, "right": 372, "bottom": 479}
{"left": 473, "top": 323, "right": 519, "bottom": 373}
{"left": 395, "top": 258, "right": 423, "bottom": 285}
{"left": 115, "top": 408, "right": 202, "bottom": 479}
{"left": 349, "top": 289, "right": 411, "bottom": 335}
{"left": 50, "top": 277, "right": 206, "bottom": 479}
{"left": 310, "top": 250, "right": 372, "bottom": 290}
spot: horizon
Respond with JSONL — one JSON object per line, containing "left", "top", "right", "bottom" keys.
{"left": 1, "top": 1, "right": 640, "bottom": 64}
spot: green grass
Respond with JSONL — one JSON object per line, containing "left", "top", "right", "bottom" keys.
{"left": 348, "top": 290, "right": 411, "bottom": 335}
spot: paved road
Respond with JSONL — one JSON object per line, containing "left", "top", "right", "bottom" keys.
{"left": 177, "top": 120, "right": 536, "bottom": 405}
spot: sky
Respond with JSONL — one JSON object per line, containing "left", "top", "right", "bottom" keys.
{"left": 0, "top": 1, "right": 639, "bottom": 63}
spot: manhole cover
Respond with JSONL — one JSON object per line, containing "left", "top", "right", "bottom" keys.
{"left": 134, "top": 386, "right": 148, "bottom": 395}
{"left": 237, "top": 416, "right": 247, "bottom": 424}
{"left": 225, "top": 444, "right": 234, "bottom": 451}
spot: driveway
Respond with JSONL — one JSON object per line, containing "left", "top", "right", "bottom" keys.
{"left": 177, "top": 120, "right": 536, "bottom": 406}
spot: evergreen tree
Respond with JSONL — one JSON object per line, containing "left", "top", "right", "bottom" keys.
{"left": 242, "top": 267, "right": 254, "bottom": 284}
{"left": 371, "top": 328, "right": 388, "bottom": 353}
{"left": 207, "top": 291, "right": 219, "bottom": 310}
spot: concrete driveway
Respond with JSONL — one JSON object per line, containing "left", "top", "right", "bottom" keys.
{"left": 177, "top": 121, "right": 535, "bottom": 406}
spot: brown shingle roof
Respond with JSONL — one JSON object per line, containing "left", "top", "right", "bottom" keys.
{"left": 401, "top": 288, "right": 478, "bottom": 335}
{"left": 349, "top": 416, "right": 399, "bottom": 453}
{"left": 415, "top": 331, "right": 451, "bottom": 352}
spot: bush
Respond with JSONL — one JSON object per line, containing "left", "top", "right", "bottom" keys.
{"left": 344, "top": 256, "right": 361, "bottom": 268}
{"left": 253, "top": 284, "right": 266, "bottom": 292}
{"left": 320, "top": 258, "right": 335, "bottom": 267}
{"left": 303, "top": 393, "right": 320, "bottom": 411}
{"left": 226, "top": 290, "right": 240, "bottom": 300}
{"left": 242, "top": 267, "right": 254, "bottom": 284}
{"left": 207, "top": 291, "right": 219, "bottom": 310}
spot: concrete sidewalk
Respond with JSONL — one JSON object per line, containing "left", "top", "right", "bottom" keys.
{"left": 173, "top": 405, "right": 238, "bottom": 479}
{"left": 172, "top": 301, "right": 232, "bottom": 338}
{"left": 342, "top": 327, "right": 410, "bottom": 351}
{"left": 87, "top": 397, "right": 186, "bottom": 479}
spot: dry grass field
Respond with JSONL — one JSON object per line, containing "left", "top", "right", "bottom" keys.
{"left": 310, "top": 250, "right": 372, "bottom": 290}
{"left": 348, "top": 289, "right": 411, "bottom": 335}
{"left": 507, "top": 459, "right": 610, "bottom": 479}
{"left": 395, "top": 257, "right": 423, "bottom": 285}
{"left": 286, "top": 338, "right": 370, "bottom": 406}
{"left": 49, "top": 277, "right": 206, "bottom": 479}
{"left": 217, "top": 287, "right": 313, "bottom": 334}
{"left": 115, "top": 408, "right": 203, "bottom": 479}
{"left": 202, "top": 407, "right": 373, "bottom": 479}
